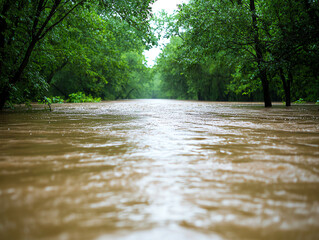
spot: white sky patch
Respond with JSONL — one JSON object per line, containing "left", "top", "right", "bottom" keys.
{"left": 143, "top": 0, "right": 189, "bottom": 67}
{"left": 152, "top": 0, "right": 184, "bottom": 14}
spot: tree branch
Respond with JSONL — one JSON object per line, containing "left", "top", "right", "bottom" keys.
{"left": 39, "top": 0, "right": 85, "bottom": 40}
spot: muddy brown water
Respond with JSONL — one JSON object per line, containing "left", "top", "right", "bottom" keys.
{"left": 0, "top": 99, "right": 319, "bottom": 240}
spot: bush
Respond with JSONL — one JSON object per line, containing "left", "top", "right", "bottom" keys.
{"left": 67, "top": 92, "right": 101, "bottom": 103}
{"left": 294, "top": 98, "right": 306, "bottom": 104}
{"left": 38, "top": 96, "right": 64, "bottom": 104}
{"left": 51, "top": 96, "right": 64, "bottom": 103}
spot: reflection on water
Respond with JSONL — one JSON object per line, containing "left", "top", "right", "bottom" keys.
{"left": 0, "top": 100, "right": 319, "bottom": 240}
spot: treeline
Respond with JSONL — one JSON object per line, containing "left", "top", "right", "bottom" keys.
{"left": 1, "top": 0, "right": 318, "bottom": 109}
{"left": 0, "top": 0, "right": 156, "bottom": 109}
{"left": 153, "top": 0, "right": 319, "bottom": 106}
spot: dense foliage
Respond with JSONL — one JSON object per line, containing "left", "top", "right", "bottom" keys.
{"left": 153, "top": 0, "right": 319, "bottom": 106}
{"left": 0, "top": 0, "right": 156, "bottom": 109}
{"left": 1, "top": 0, "right": 318, "bottom": 109}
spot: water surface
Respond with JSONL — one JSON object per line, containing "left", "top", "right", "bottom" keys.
{"left": 1, "top": 100, "right": 319, "bottom": 239}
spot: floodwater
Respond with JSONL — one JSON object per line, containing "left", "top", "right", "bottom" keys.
{"left": 0, "top": 99, "right": 319, "bottom": 240}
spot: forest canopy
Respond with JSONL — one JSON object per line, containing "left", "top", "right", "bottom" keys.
{"left": 154, "top": 0, "right": 319, "bottom": 107}
{"left": 0, "top": 0, "right": 318, "bottom": 109}
{"left": 0, "top": 0, "right": 156, "bottom": 109}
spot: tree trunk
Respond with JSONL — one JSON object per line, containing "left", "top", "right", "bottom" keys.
{"left": 260, "top": 69, "right": 272, "bottom": 107}
{"left": 197, "top": 91, "right": 204, "bottom": 101}
{"left": 52, "top": 83, "right": 68, "bottom": 97}
{"left": 47, "top": 60, "right": 68, "bottom": 84}
{"left": 0, "top": 0, "right": 83, "bottom": 110}
{"left": 0, "top": 37, "right": 38, "bottom": 110}
{"left": 124, "top": 88, "right": 135, "bottom": 99}
{"left": 12, "top": 40, "right": 38, "bottom": 85}
{"left": 287, "top": 70, "right": 293, "bottom": 106}
{"left": 0, "top": 87, "right": 10, "bottom": 109}
{"left": 285, "top": 82, "right": 291, "bottom": 107}
{"left": 279, "top": 68, "right": 291, "bottom": 107}
{"left": 250, "top": 0, "right": 272, "bottom": 107}
{"left": 0, "top": 3, "right": 10, "bottom": 79}
{"left": 0, "top": 10, "right": 9, "bottom": 109}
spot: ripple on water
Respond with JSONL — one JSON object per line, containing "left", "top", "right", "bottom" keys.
{"left": 0, "top": 100, "right": 319, "bottom": 240}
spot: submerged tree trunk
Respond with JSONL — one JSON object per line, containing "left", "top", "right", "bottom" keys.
{"left": 0, "top": 87, "right": 9, "bottom": 109}
{"left": 279, "top": 68, "right": 291, "bottom": 107}
{"left": 260, "top": 69, "right": 272, "bottom": 107}
{"left": 287, "top": 70, "right": 293, "bottom": 105}
{"left": 250, "top": 0, "right": 272, "bottom": 107}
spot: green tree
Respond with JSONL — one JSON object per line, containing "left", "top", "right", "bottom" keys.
{"left": 0, "top": 0, "right": 86, "bottom": 108}
{"left": 154, "top": 13, "right": 236, "bottom": 101}
{"left": 265, "top": 0, "right": 319, "bottom": 105}
{"left": 155, "top": 37, "right": 192, "bottom": 99}
{"left": 175, "top": 0, "right": 273, "bottom": 106}
{"left": 174, "top": 0, "right": 319, "bottom": 106}
{"left": 0, "top": 0, "right": 156, "bottom": 109}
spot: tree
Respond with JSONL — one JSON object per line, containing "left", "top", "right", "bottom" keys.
{"left": 166, "top": 0, "right": 319, "bottom": 106}
{"left": 249, "top": 0, "right": 272, "bottom": 107}
{"left": 265, "top": 0, "right": 319, "bottom": 106}
{"left": 174, "top": 0, "right": 274, "bottom": 106}
{"left": 155, "top": 37, "right": 192, "bottom": 99}
{"left": 0, "top": 0, "right": 86, "bottom": 108}
{"left": 0, "top": 0, "right": 156, "bottom": 109}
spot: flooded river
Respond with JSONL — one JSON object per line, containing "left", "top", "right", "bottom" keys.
{"left": 1, "top": 99, "right": 319, "bottom": 240}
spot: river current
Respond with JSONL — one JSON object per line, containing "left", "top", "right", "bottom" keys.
{"left": 0, "top": 100, "right": 319, "bottom": 239}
